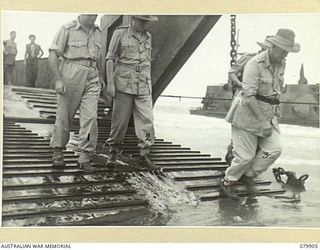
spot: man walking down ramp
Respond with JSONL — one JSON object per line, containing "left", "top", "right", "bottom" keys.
{"left": 49, "top": 14, "right": 103, "bottom": 171}
{"left": 224, "top": 36, "right": 273, "bottom": 166}
{"left": 104, "top": 15, "right": 159, "bottom": 170}
{"left": 221, "top": 29, "right": 300, "bottom": 200}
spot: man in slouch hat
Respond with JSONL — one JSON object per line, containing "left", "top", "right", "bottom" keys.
{"left": 104, "top": 15, "right": 159, "bottom": 170}
{"left": 221, "top": 29, "right": 300, "bottom": 200}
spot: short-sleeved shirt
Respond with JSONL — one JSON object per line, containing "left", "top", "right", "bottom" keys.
{"left": 49, "top": 19, "right": 102, "bottom": 61}
{"left": 49, "top": 18, "right": 102, "bottom": 82}
{"left": 225, "top": 50, "right": 286, "bottom": 136}
{"left": 228, "top": 52, "right": 257, "bottom": 81}
{"left": 3, "top": 39, "right": 17, "bottom": 65}
{"left": 106, "top": 25, "right": 152, "bottom": 95}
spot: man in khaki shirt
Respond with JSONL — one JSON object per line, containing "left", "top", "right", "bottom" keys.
{"left": 221, "top": 29, "right": 300, "bottom": 200}
{"left": 3, "top": 31, "right": 17, "bottom": 85}
{"left": 49, "top": 14, "right": 103, "bottom": 171}
{"left": 225, "top": 36, "right": 273, "bottom": 165}
{"left": 104, "top": 15, "right": 158, "bottom": 169}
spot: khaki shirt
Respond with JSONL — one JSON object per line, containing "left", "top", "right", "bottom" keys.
{"left": 106, "top": 25, "right": 152, "bottom": 95}
{"left": 228, "top": 52, "right": 257, "bottom": 81}
{"left": 49, "top": 19, "right": 102, "bottom": 61}
{"left": 3, "top": 39, "right": 17, "bottom": 65}
{"left": 49, "top": 18, "right": 102, "bottom": 82}
{"left": 226, "top": 50, "right": 286, "bottom": 136}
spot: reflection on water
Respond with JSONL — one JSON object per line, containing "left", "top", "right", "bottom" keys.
{"left": 217, "top": 198, "right": 261, "bottom": 226}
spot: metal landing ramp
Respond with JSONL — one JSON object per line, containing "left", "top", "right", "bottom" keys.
{"left": 2, "top": 86, "right": 285, "bottom": 226}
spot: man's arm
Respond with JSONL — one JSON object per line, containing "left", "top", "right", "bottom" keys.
{"left": 3, "top": 41, "right": 9, "bottom": 55}
{"left": 39, "top": 46, "right": 44, "bottom": 58}
{"left": 97, "top": 58, "right": 106, "bottom": 90}
{"left": 228, "top": 54, "right": 254, "bottom": 89}
{"left": 228, "top": 72, "right": 242, "bottom": 88}
{"left": 104, "top": 29, "right": 121, "bottom": 99}
{"left": 105, "top": 59, "right": 115, "bottom": 97}
{"left": 48, "top": 51, "right": 61, "bottom": 82}
{"left": 48, "top": 51, "right": 66, "bottom": 95}
{"left": 242, "top": 60, "right": 272, "bottom": 136}
{"left": 48, "top": 26, "right": 69, "bottom": 95}
{"left": 24, "top": 46, "right": 28, "bottom": 63}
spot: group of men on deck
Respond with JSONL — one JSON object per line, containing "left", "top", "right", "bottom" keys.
{"left": 3, "top": 32, "right": 44, "bottom": 86}
{"left": 3, "top": 14, "right": 301, "bottom": 200}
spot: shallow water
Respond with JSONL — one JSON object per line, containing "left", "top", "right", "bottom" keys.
{"left": 152, "top": 99, "right": 320, "bottom": 227}
{"left": 3, "top": 96, "right": 319, "bottom": 227}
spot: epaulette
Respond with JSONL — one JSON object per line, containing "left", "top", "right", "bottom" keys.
{"left": 256, "top": 53, "right": 267, "bottom": 63}
{"left": 245, "top": 52, "right": 257, "bottom": 56}
{"left": 145, "top": 31, "right": 151, "bottom": 37}
{"left": 63, "top": 20, "right": 77, "bottom": 29}
{"left": 117, "top": 25, "right": 129, "bottom": 29}
{"left": 257, "top": 57, "right": 266, "bottom": 63}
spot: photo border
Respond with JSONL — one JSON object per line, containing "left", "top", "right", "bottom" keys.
{"left": 1, "top": 0, "right": 320, "bottom": 243}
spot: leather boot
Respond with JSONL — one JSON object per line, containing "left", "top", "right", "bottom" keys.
{"left": 106, "top": 150, "right": 118, "bottom": 167}
{"left": 52, "top": 147, "right": 65, "bottom": 167}
{"left": 239, "top": 175, "right": 260, "bottom": 195}
{"left": 220, "top": 178, "right": 241, "bottom": 200}
{"left": 140, "top": 154, "right": 159, "bottom": 170}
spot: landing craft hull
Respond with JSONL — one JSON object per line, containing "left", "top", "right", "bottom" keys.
{"left": 190, "top": 84, "right": 320, "bottom": 127}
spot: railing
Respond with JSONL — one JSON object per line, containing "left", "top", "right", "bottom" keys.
{"left": 159, "top": 94, "right": 319, "bottom": 105}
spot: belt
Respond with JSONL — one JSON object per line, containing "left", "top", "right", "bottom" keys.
{"left": 64, "top": 59, "right": 97, "bottom": 68}
{"left": 256, "top": 94, "right": 280, "bottom": 105}
{"left": 118, "top": 62, "right": 149, "bottom": 72}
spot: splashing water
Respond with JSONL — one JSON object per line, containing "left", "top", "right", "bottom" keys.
{"left": 125, "top": 171, "right": 199, "bottom": 215}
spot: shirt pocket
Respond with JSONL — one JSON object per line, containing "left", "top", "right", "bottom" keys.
{"left": 92, "top": 40, "right": 102, "bottom": 59}
{"left": 68, "top": 40, "right": 87, "bottom": 58}
{"left": 258, "top": 76, "right": 273, "bottom": 96}
{"left": 120, "top": 40, "right": 138, "bottom": 60}
{"left": 115, "top": 66, "right": 133, "bottom": 85}
{"left": 144, "top": 41, "right": 152, "bottom": 61}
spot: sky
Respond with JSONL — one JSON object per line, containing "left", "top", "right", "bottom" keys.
{"left": 2, "top": 12, "right": 320, "bottom": 99}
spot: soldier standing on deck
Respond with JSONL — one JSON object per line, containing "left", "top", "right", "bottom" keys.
{"left": 49, "top": 14, "right": 104, "bottom": 171}
{"left": 221, "top": 29, "right": 300, "bottom": 200}
{"left": 104, "top": 15, "right": 159, "bottom": 170}
{"left": 24, "top": 34, "right": 44, "bottom": 87}
{"left": 3, "top": 31, "right": 18, "bottom": 85}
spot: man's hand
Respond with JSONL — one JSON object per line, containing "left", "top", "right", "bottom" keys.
{"left": 101, "top": 81, "right": 115, "bottom": 105}
{"left": 55, "top": 80, "right": 67, "bottom": 95}
{"left": 262, "top": 127, "right": 273, "bottom": 137}
{"left": 99, "top": 76, "right": 106, "bottom": 89}
{"left": 105, "top": 82, "right": 115, "bottom": 99}
{"left": 260, "top": 117, "right": 273, "bottom": 137}
{"left": 234, "top": 81, "right": 243, "bottom": 89}
{"left": 222, "top": 83, "right": 230, "bottom": 91}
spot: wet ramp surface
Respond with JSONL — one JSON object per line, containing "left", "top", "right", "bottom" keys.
{"left": 2, "top": 86, "right": 285, "bottom": 226}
